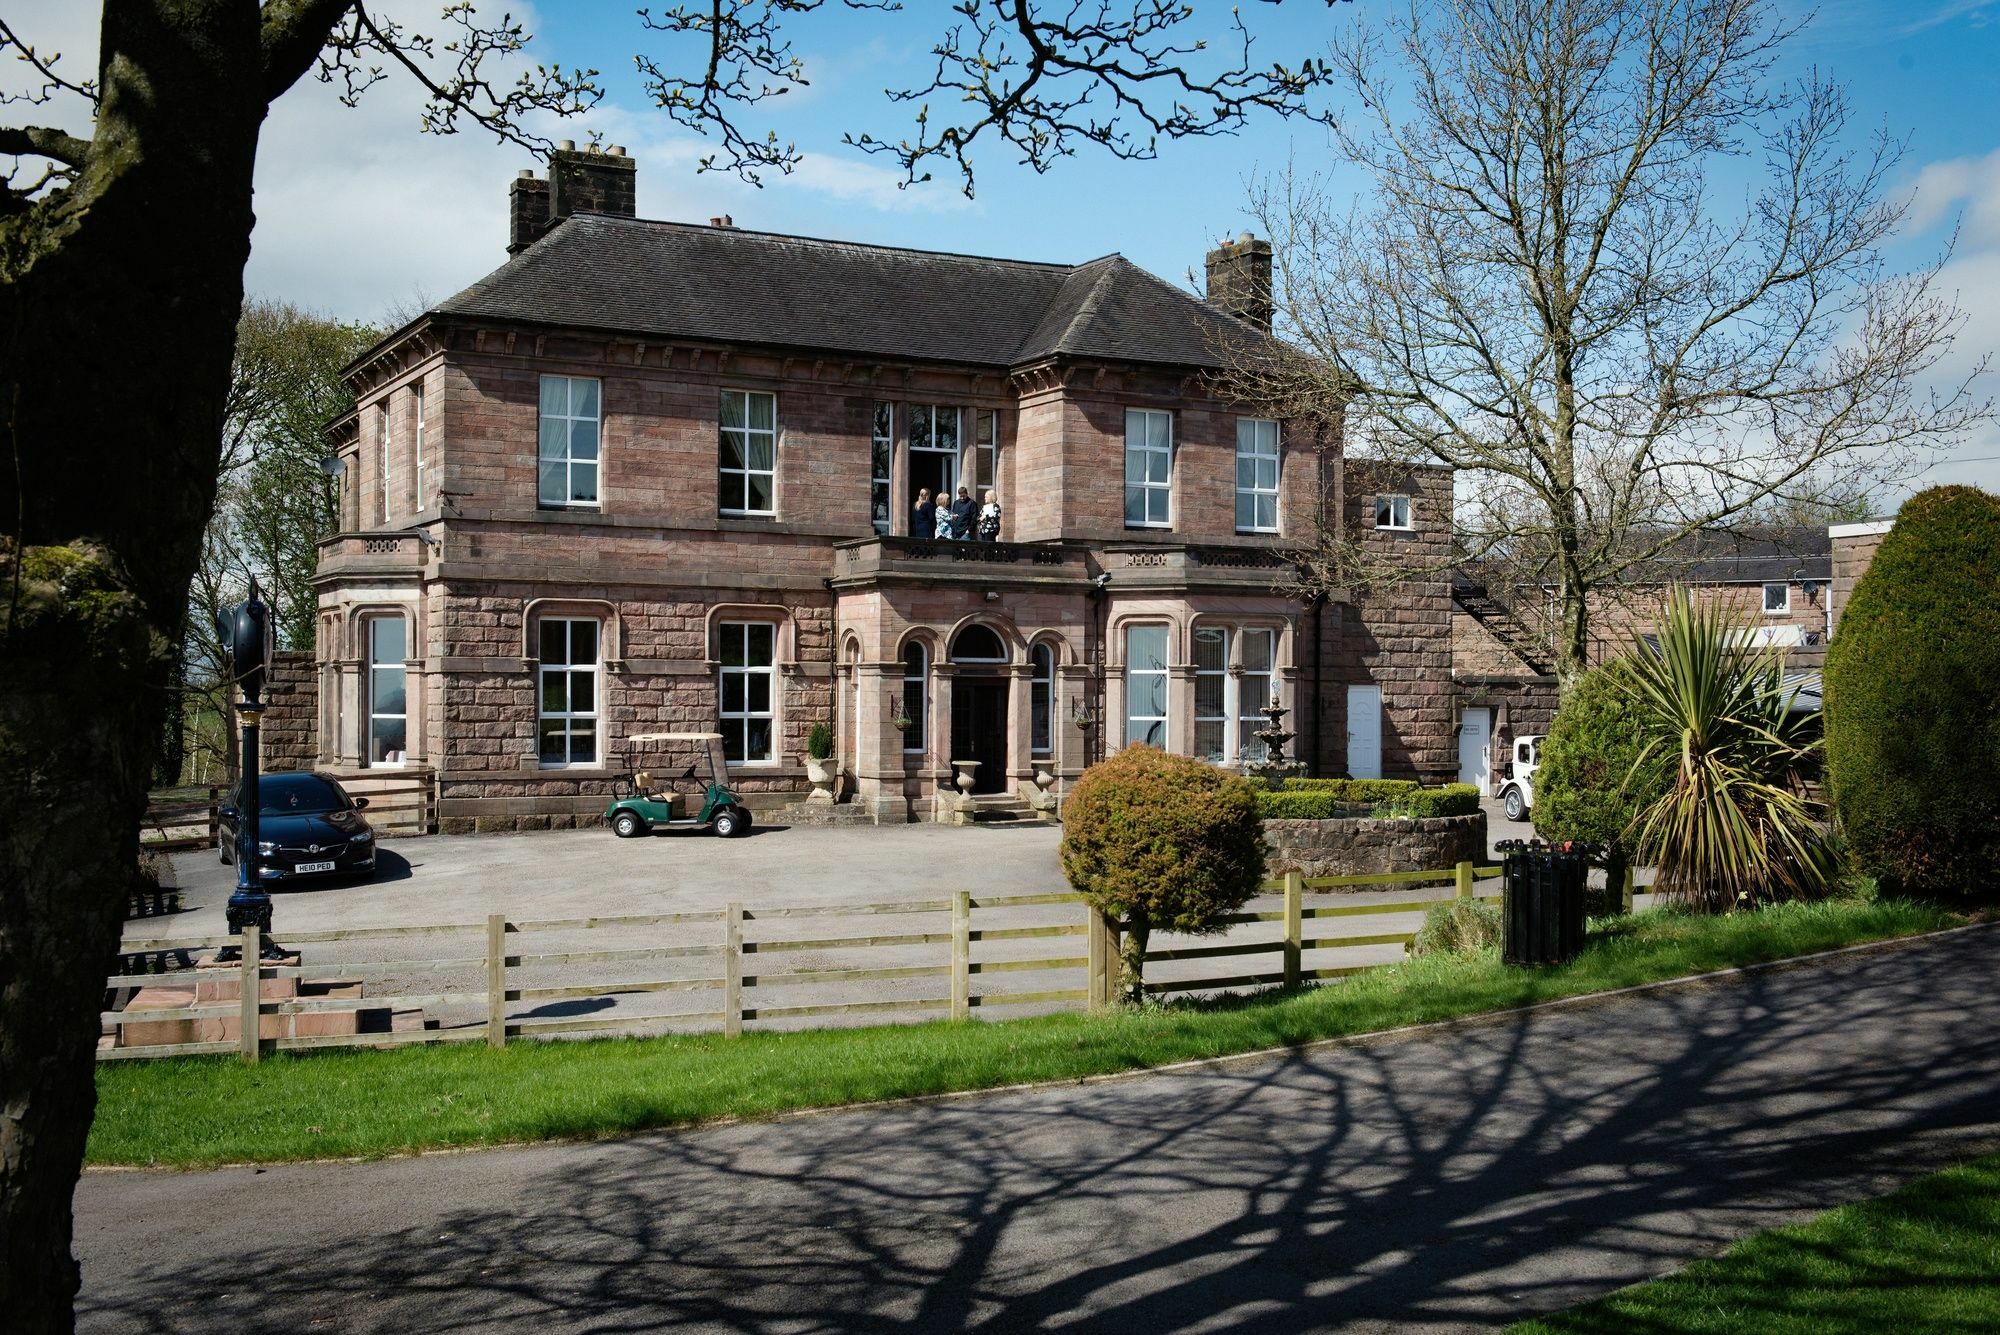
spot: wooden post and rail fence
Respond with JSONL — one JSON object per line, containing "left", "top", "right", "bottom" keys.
{"left": 100, "top": 862, "right": 1505, "bottom": 1063}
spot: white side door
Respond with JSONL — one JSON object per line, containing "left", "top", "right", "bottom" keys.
{"left": 1346, "top": 684, "right": 1383, "bottom": 780}
{"left": 1458, "top": 706, "right": 1490, "bottom": 788}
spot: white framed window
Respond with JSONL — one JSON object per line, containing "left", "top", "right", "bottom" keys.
{"left": 1124, "top": 409, "right": 1173, "bottom": 528}
{"left": 413, "top": 382, "right": 427, "bottom": 511}
{"left": 1124, "top": 625, "right": 1169, "bottom": 747}
{"left": 871, "top": 403, "right": 893, "bottom": 534}
{"left": 378, "top": 404, "right": 391, "bottom": 525}
{"left": 1235, "top": 419, "right": 1280, "bottom": 533}
{"left": 1375, "top": 493, "right": 1412, "bottom": 530}
{"left": 718, "top": 621, "right": 776, "bottom": 763}
{"left": 1030, "top": 642, "right": 1054, "bottom": 757}
{"left": 719, "top": 389, "right": 777, "bottom": 515}
{"left": 537, "top": 618, "right": 599, "bottom": 767}
{"left": 367, "top": 616, "right": 409, "bottom": 766}
{"left": 538, "top": 375, "right": 600, "bottom": 508}
{"left": 973, "top": 409, "right": 997, "bottom": 494}
{"left": 1238, "top": 629, "right": 1275, "bottom": 762}
{"left": 1193, "top": 626, "right": 1230, "bottom": 762}
{"left": 1763, "top": 582, "right": 1790, "bottom": 614}
{"left": 902, "top": 643, "right": 929, "bottom": 753}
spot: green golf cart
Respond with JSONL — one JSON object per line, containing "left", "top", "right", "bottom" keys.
{"left": 603, "top": 732, "right": 754, "bottom": 839}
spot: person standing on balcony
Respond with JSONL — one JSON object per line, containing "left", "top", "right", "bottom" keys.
{"left": 913, "top": 488, "right": 935, "bottom": 540}
{"left": 978, "top": 489, "right": 1002, "bottom": 542}
{"left": 950, "top": 487, "right": 977, "bottom": 542}
{"left": 935, "top": 496, "right": 956, "bottom": 539}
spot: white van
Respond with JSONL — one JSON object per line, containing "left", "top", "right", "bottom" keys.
{"left": 1498, "top": 734, "right": 1544, "bottom": 822}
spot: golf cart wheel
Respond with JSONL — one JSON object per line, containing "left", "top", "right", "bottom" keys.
{"left": 611, "top": 810, "right": 647, "bottom": 840}
{"left": 711, "top": 807, "right": 745, "bottom": 839}
{"left": 1503, "top": 787, "right": 1527, "bottom": 822}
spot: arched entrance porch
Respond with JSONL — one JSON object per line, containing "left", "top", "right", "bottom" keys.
{"left": 948, "top": 623, "right": 1010, "bottom": 795}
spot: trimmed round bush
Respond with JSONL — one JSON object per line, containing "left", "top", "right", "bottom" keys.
{"left": 1826, "top": 486, "right": 2000, "bottom": 900}
{"left": 1534, "top": 665, "right": 1668, "bottom": 909}
{"left": 1060, "top": 745, "right": 1267, "bottom": 1002}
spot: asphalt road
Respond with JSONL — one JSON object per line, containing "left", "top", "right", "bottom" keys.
{"left": 76, "top": 924, "right": 2000, "bottom": 1333}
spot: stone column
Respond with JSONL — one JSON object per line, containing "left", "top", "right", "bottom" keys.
{"left": 853, "top": 661, "right": 911, "bottom": 823}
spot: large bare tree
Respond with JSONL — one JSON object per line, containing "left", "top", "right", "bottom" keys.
{"left": 0, "top": 3, "right": 1332, "bottom": 1327}
{"left": 1232, "top": 0, "right": 1988, "bottom": 687}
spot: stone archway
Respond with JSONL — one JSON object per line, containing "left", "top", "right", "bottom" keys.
{"left": 948, "top": 624, "right": 1011, "bottom": 794}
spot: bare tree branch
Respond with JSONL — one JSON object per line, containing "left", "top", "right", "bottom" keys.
{"left": 0, "top": 16, "right": 99, "bottom": 107}
{"left": 0, "top": 124, "right": 88, "bottom": 165}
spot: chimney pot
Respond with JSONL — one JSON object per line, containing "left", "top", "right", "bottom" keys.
{"left": 517, "top": 169, "right": 535, "bottom": 179}
{"left": 710, "top": 216, "right": 725, "bottom": 227}
{"left": 1238, "top": 231, "right": 1254, "bottom": 245}
{"left": 1204, "top": 232, "right": 1274, "bottom": 331}
{"left": 558, "top": 139, "right": 576, "bottom": 151}
{"left": 609, "top": 145, "right": 627, "bottom": 157}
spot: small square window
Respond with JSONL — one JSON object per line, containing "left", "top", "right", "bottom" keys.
{"left": 1763, "top": 582, "right": 1790, "bottom": 614}
{"left": 1375, "top": 494, "right": 1412, "bottom": 529}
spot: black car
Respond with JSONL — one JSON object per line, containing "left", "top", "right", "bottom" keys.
{"left": 218, "top": 772, "right": 378, "bottom": 884}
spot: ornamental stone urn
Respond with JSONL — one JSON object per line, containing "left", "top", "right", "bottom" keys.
{"left": 952, "top": 760, "right": 980, "bottom": 794}
{"left": 1028, "top": 760, "right": 1059, "bottom": 820}
{"left": 803, "top": 754, "right": 837, "bottom": 805}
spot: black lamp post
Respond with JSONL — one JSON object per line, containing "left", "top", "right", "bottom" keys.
{"left": 217, "top": 579, "right": 278, "bottom": 955}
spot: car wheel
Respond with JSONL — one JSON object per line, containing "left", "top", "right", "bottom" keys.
{"left": 1503, "top": 787, "right": 1527, "bottom": 822}
{"left": 711, "top": 808, "right": 743, "bottom": 839}
{"left": 612, "top": 810, "right": 646, "bottom": 840}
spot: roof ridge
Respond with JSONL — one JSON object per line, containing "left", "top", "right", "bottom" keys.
{"left": 1044, "top": 262, "right": 1122, "bottom": 357}
{"left": 570, "top": 212, "right": 1078, "bottom": 273}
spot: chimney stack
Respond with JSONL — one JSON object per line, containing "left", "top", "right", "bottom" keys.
{"left": 507, "top": 145, "right": 638, "bottom": 255}
{"left": 1204, "top": 231, "right": 1274, "bottom": 331}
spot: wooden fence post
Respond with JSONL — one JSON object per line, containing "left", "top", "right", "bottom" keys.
{"left": 1086, "top": 905, "right": 1115, "bottom": 1012}
{"left": 486, "top": 914, "right": 507, "bottom": 1049}
{"left": 238, "top": 927, "right": 260, "bottom": 1063}
{"left": 1283, "top": 871, "right": 1303, "bottom": 989}
{"left": 1456, "top": 860, "right": 1475, "bottom": 901}
{"left": 724, "top": 902, "right": 744, "bottom": 1037}
{"left": 950, "top": 890, "right": 971, "bottom": 1020}
{"left": 207, "top": 787, "right": 220, "bottom": 850}
{"left": 1621, "top": 864, "right": 1636, "bottom": 914}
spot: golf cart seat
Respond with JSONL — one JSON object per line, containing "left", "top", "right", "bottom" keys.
{"left": 629, "top": 771, "right": 679, "bottom": 806}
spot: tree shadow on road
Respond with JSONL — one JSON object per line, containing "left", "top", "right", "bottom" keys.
{"left": 78, "top": 933, "right": 2000, "bottom": 1334}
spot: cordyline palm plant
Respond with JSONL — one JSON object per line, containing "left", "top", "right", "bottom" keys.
{"left": 1616, "top": 590, "right": 1836, "bottom": 912}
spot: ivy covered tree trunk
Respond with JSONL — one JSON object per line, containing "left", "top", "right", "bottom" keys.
{"left": 1118, "top": 908, "right": 1151, "bottom": 1006}
{"left": 0, "top": 5, "right": 274, "bottom": 1327}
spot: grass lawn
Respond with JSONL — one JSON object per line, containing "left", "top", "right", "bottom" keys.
{"left": 1512, "top": 1152, "right": 2000, "bottom": 1334}
{"left": 90, "top": 898, "right": 1974, "bottom": 1168}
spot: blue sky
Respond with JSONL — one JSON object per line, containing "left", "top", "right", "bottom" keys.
{"left": 8, "top": 1, "right": 1997, "bottom": 493}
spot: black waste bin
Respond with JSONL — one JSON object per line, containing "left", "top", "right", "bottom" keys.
{"left": 1497, "top": 840, "right": 1592, "bottom": 966}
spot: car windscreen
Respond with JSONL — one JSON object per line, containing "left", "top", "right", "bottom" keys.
{"left": 254, "top": 774, "right": 347, "bottom": 816}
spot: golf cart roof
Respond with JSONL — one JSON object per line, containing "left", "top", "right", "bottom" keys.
{"left": 628, "top": 732, "right": 724, "bottom": 743}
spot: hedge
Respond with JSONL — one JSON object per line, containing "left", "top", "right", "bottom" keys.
{"left": 1260, "top": 783, "right": 1481, "bottom": 820}
{"left": 1279, "top": 777, "right": 1421, "bottom": 801}
{"left": 1826, "top": 486, "right": 2000, "bottom": 900}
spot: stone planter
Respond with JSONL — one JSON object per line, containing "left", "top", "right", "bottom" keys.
{"left": 1263, "top": 810, "right": 1487, "bottom": 880}
{"left": 802, "top": 754, "right": 838, "bottom": 805}
{"left": 951, "top": 760, "right": 980, "bottom": 794}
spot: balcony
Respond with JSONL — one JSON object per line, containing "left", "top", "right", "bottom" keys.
{"left": 315, "top": 531, "right": 434, "bottom": 582}
{"left": 832, "top": 536, "right": 1087, "bottom": 584}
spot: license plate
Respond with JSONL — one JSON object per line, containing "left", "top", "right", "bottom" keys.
{"left": 295, "top": 860, "right": 337, "bottom": 874}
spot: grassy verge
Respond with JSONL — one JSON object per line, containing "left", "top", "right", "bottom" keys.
{"left": 1512, "top": 1151, "right": 2000, "bottom": 1334}
{"left": 90, "top": 898, "right": 1971, "bottom": 1168}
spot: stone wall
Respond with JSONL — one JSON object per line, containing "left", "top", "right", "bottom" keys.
{"left": 1264, "top": 811, "right": 1487, "bottom": 879}
{"left": 260, "top": 651, "right": 318, "bottom": 774}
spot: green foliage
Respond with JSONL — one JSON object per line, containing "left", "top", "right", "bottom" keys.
{"left": 805, "top": 722, "right": 834, "bottom": 760}
{"left": 1534, "top": 665, "right": 1667, "bottom": 866}
{"left": 1620, "top": 589, "right": 1836, "bottom": 912}
{"left": 1061, "top": 746, "right": 1267, "bottom": 1001}
{"left": 1826, "top": 486, "right": 2000, "bottom": 901}
{"left": 1281, "top": 777, "right": 1420, "bottom": 801}
{"left": 1261, "top": 783, "right": 1480, "bottom": 820}
{"left": 1409, "top": 899, "right": 1502, "bottom": 957}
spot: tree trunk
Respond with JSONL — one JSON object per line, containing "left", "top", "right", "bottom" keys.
{"left": 0, "top": 4, "right": 270, "bottom": 1326}
{"left": 1118, "top": 908, "right": 1151, "bottom": 1005}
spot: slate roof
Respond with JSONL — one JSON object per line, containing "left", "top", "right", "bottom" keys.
{"left": 1617, "top": 526, "right": 1833, "bottom": 583}
{"left": 431, "top": 213, "right": 1261, "bottom": 370}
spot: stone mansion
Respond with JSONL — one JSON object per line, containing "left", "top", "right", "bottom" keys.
{"left": 308, "top": 146, "right": 1454, "bottom": 829}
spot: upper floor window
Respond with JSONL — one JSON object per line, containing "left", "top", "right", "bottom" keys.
{"left": 717, "top": 621, "right": 776, "bottom": 763}
{"left": 871, "top": 403, "right": 893, "bottom": 535}
{"left": 378, "top": 405, "right": 391, "bottom": 525}
{"left": 539, "top": 376, "right": 600, "bottom": 508}
{"left": 1375, "top": 493, "right": 1412, "bottom": 530}
{"left": 1763, "top": 582, "right": 1790, "bottom": 614}
{"left": 1124, "top": 409, "right": 1173, "bottom": 528}
{"left": 1235, "top": 419, "right": 1279, "bottom": 533}
{"left": 973, "top": 409, "right": 997, "bottom": 496}
{"left": 413, "top": 382, "right": 427, "bottom": 511}
{"left": 1125, "top": 625, "right": 1169, "bottom": 747}
{"left": 719, "top": 389, "right": 777, "bottom": 516}
{"left": 908, "top": 405, "right": 960, "bottom": 526}
{"left": 537, "top": 618, "right": 599, "bottom": 767}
